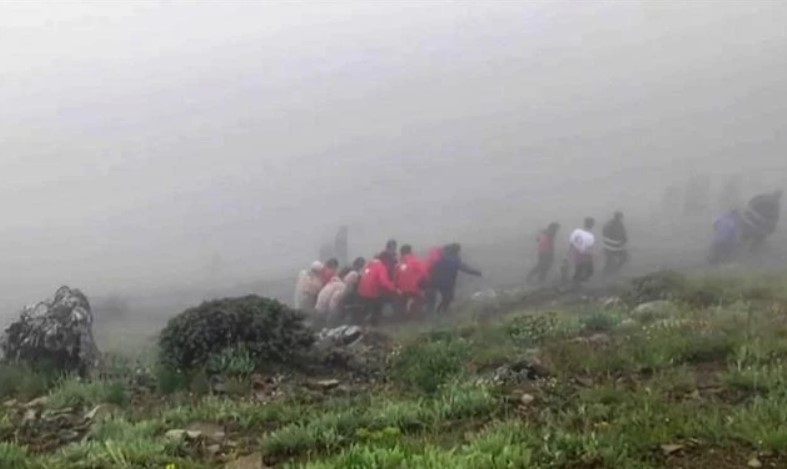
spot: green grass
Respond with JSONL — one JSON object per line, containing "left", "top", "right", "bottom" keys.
{"left": 47, "top": 378, "right": 129, "bottom": 409}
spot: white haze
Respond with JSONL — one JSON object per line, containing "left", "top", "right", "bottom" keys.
{"left": 0, "top": 1, "right": 785, "bottom": 316}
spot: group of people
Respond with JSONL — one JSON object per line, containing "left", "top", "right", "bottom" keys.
{"left": 710, "top": 190, "right": 783, "bottom": 264}
{"left": 526, "top": 212, "right": 630, "bottom": 286}
{"left": 294, "top": 188, "right": 782, "bottom": 325}
{"left": 294, "top": 239, "right": 482, "bottom": 326}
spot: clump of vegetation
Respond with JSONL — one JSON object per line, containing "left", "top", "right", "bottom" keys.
{"left": 158, "top": 295, "right": 314, "bottom": 373}
{"left": 0, "top": 364, "right": 58, "bottom": 400}
{"left": 47, "top": 378, "right": 129, "bottom": 408}
{"left": 580, "top": 310, "right": 622, "bottom": 333}
{"left": 506, "top": 312, "right": 573, "bottom": 347}
{"left": 622, "top": 270, "right": 689, "bottom": 306}
{"left": 390, "top": 333, "right": 471, "bottom": 394}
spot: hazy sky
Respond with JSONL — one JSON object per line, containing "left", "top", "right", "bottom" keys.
{"left": 1, "top": 1, "right": 786, "bottom": 307}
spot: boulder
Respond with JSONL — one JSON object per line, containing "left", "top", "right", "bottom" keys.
{"left": 1, "top": 286, "right": 99, "bottom": 375}
{"left": 632, "top": 300, "right": 676, "bottom": 322}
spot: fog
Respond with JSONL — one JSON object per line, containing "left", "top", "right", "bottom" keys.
{"left": 1, "top": 1, "right": 786, "bottom": 324}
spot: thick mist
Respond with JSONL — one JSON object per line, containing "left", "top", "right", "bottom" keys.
{"left": 1, "top": 1, "right": 785, "bottom": 331}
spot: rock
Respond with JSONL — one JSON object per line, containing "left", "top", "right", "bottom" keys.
{"left": 601, "top": 297, "right": 624, "bottom": 310}
{"left": 617, "top": 318, "right": 638, "bottom": 329}
{"left": 187, "top": 422, "right": 225, "bottom": 444}
{"left": 748, "top": 457, "right": 763, "bottom": 468}
{"left": 0, "top": 286, "right": 99, "bottom": 375}
{"left": 317, "top": 325, "right": 363, "bottom": 346}
{"left": 206, "top": 444, "right": 222, "bottom": 457}
{"left": 22, "top": 408, "right": 37, "bottom": 424}
{"left": 520, "top": 393, "right": 535, "bottom": 405}
{"left": 632, "top": 300, "right": 676, "bottom": 321}
{"left": 186, "top": 430, "right": 202, "bottom": 439}
{"left": 84, "top": 404, "right": 119, "bottom": 422}
{"left": 314, "top": 379, "right": 340, "bottom": 390}
{"left": 225, "top": 452, "right": 263, "bottom": 469}
{"left": 3, "top": 399, "right": 17, "bottom": 408}
{"left": 660, "top": 443, "right": 684, "bottom": 455}
{"left": 57, "top": 429, "right": 81, "bottom": 443}
{"left": 24, "top": 396, "right": 49, "bottom": 408}
{"left": 165, "top": 429, "right": 187, "bottom": 442}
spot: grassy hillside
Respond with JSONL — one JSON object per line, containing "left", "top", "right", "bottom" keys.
{"left": 2, "top": 272, "right": 787, "bottom": 468}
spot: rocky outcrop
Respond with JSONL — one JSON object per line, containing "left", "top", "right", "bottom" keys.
{"left": 1, "top": 286, "right": 100, "bottom": 375}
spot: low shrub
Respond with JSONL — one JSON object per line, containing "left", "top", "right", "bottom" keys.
{"left": 158, "top": 295, "right": 314, "bottom": 373}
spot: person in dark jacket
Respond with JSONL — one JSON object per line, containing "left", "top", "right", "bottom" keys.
{"left": 428, "top": 243, "right": 481, "bottom": 314}
{"left": 602, "top": 212, "right": 628, "bottom": 275}
{"left": 379, "top": 239, "right": 398, "bottom": 279}
{"left": 526, "top": 222, "right": 560, "bottom": 284}
{"left": 741, "top": 190, "right": 782, "bottom": 251}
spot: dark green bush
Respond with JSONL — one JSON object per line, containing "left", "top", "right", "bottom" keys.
{"left": 158, "top": 295, "right": 314, "bottom": 372}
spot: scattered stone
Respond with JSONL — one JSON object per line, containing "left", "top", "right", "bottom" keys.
{"left": 748, "top": 457, "right": 763, "bottom": 468}
{"left": 24, "top": 396, "right": 50, "bottom": 408}
{"left": 317, "top": 325, "right": 363, "bottom": 346}
{"left": 520, "top": 393, "right": 535, "bottom": 405}
{"left": 165, "top": 429, "right": 188, "bottom": 442}
{"left": 225, "top": 452, "right": 263, "bottom": 469}
{"left": 314, "top": 379, "right": 340, "bottom": 390}
{"left": 57, "top": 429, "right": 81, "bottom": 443}
{"left": 601, "top": 297, "right": 624, "bottom": 310}
{"left": 84, "top": 404, "right": 119, "bottom": 422}
{"left": 22, "top": 408, "right": 37, "bottom": 425}
{"left": 632, "top": 300, "right": 676, "bottom": 321}
{"left": 187, "top": 422, "right": 225, "bottom": 444}
{"left": 1, "top": 286, "right": 99, "bottom": 375}
{"left": 660, "top": 443, "right": 684, "bottom": 455}
{"left": 206, "top": 444, "right": 222, "bottom": 457}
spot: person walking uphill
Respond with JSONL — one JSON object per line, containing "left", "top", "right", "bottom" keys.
{"left": 293, "top": 261, "right": 325, "bottom": 312}
{"left": 395, "top": 245, "right": 427, "bottom": 317}
{"left": 602, "top": 212, "right": 628, "bottom": 275}
{"left": 356, "top": 253, "right": 397, "bottom": 325}
{"left": 429, "top": 243, "right": 481, "bottom": 314}
{"left": 527, "top": 222, "right": 560, "bottom": 284}
{"left": 569, "top": 218, "right": 596, "bottom": 285}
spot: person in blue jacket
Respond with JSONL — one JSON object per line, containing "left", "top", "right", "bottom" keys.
{"left": 427, "top": 243, "right": 482, "bottom": 314}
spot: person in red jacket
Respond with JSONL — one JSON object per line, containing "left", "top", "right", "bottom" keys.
{"left": 526, "top": 222, "right": 560, "bottom": 284}
{"left": 356, "top": 252, "right": 397, "bottom": 325}
{"left": 394, "top": 245, "right": 426, "bottom": 318}
{"left": 320, "top": 258, "right": 339, "bottom": 285}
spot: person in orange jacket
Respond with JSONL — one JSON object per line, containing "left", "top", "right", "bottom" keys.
{"left": 356, "top": 252, "right": 397, "bottom": 325}
{"left": 394, "top": 245, "right": 427, "bottom": 318}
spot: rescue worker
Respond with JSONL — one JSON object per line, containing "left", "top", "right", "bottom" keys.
{"left": 293, "top": 261, "right": 325, "bottom": 311}
{"left": 356, "top": 252, "right": 397, "bottom": 325}
{"left": 568, "top": 217, "right": 595, "bottom": 285}
{"left": 380, "top": 239, "right": 398, "bottom": 279}
{"left": 334, "top": 257, "right": 366, "bottom": 325}
{"left": 709, "top": 209, "right": 740, "bottom": 265}
{"left": 428, "top": 243, "right": 482, "bottom": 314}
{"left": 741, "top": 190, "right": 782, "bottom": 251}
{"left": 394, "top": 244, "right": 427, "bottom": 318}
{"left": 526, "top": 222, "right": 560, "bottom": 284}
{"left": 315, "top": 275, "right": 346, "bottom": 327}
{"left": 602, "top": 212, "right": 628, "bottom": 275}
{"left": 320, "top": 258, "right": 339, "bottom": 284}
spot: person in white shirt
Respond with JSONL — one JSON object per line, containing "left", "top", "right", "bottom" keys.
{"left": 568, "top": 217, "right": 596, "bottom": 284}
